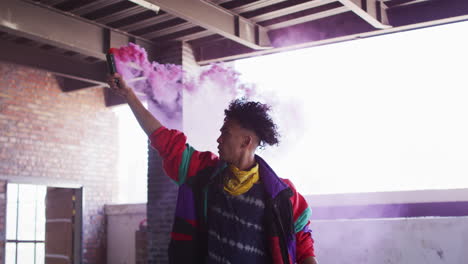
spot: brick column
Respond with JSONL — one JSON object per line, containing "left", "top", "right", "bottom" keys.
{"left": 146, "top": 42, "right": 199, "bottom": 264}
{"left": 0, "top": 181, "right": 6, "bottom": 263}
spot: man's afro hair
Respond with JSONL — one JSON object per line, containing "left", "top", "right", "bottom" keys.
{"left": 224, "top": 99, "right": 280, "bottom": 147}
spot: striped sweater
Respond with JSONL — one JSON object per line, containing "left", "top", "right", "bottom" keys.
{"left": 207, "top": 177, "right": 270, "bottom": 264}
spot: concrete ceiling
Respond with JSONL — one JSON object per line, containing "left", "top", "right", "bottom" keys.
{"left": 1, "top": 0, "right": 467, "bottom": 94}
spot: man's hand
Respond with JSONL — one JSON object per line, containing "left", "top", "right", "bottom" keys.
{"left": 106, "top": 73, "right": 162, "bottom": 135}
{"left": 106, "top": 73, "right": 134, "bottom": 100}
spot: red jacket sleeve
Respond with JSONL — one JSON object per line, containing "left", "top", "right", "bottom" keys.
{"left": 149, "top": 126, "right": 219, "bottom": 185}
{"left": 282, "top": 179, "right": 315, "bottom": 262}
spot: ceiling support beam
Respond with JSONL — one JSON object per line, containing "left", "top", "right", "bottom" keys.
{"left": 249, "top": 0, "right": 338, "bottom": 23}
{"left": 96, "top": 6, "right": 144, "bottom": 24}
{"left": 265, "top": 6, "right": 350, "bottom": 30}
{"left": 131, "top": 0, "right": 272, "bottom": 49}
{"left": 196, "top": 12, "right": 468, "bottom": 64}
{"left": 0, "top": 0, "right": 154, "bottom": 60}
{"left": 231, "top": 0, "right": 289, "bottom": 13}
{"left": 119, "top": 13, "right": 173, "bottom": 32}
{"left": 0, "top": 39, "right": 107, "bottom": 85}
{"left": 61, "top": 78, "right": 105, "bottom": 92}
{"left": 174, "top": 30, "right": 213, "bottom": 42}
{"left": 142, "top": 22, "right": 195, "bottom": 39}
{"left": 386, "top": 0, "right": 468, "bottom": 26}
{"left": 195, "top": 11, "right": 374, "bottom": 63}
{"left": 337, "top": 0, "right": 391, "bottom": 28}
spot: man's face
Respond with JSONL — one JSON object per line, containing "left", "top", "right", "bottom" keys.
{"left": 216, "top": 119, "right": 246, "bottom": 163}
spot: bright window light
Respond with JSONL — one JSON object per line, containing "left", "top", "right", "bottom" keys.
{"left": 234, "top": 21, "right": 468, "bottom": 195}
{"left": 6, "top": 183, "right": 46, "bottom": 264}
{"left": 114, "top": 105, "right": 148, "bottom": 203}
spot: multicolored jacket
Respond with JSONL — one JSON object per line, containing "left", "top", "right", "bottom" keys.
{"left": 150, "top": 127, "right": 315, "bottom": 264}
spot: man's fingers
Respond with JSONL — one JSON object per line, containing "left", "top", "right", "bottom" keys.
{"left": 106, "top": 75, "right": 116, "bottom": 87}
{"left": 112, "top": 73, "right": 122, "bottom": 82}
{"left": 106, "top": 74, "right": 128, "bottom": 97}
{"left": 107, "top": 76, "right": 121, "bottom": 89}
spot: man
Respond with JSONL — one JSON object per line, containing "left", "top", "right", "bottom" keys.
{"left": 107, "top": 74, "right": 318, "bottom": 264}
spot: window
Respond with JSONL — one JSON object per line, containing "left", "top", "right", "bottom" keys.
{"left": 6, "top": 184, "right": 46, "bottom": 264}
{"left": 113, "top": 105, "right": 148, "bottom": 203}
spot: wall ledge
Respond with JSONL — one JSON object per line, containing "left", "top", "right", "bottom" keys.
{"left": 105, "top": 203, "right": 147, "bottom": 215}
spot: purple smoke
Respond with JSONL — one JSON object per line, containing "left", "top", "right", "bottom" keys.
{"left": 111, "top": 43, "right": 257, "bottom": 120}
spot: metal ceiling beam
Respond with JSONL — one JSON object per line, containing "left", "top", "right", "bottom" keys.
{"left": 169, "top": 0, "right": 291, "bottom": 42}
{"left": 383, "top": 0, "right": 431, "bottom": 8}
{"left": 337, "top": 0, "right": 391, "bottom": 28}
{"left": 196, "top": 12, "right": 468, "bottom": 64}
{"left": 386, "top": 0, "right": 468, "bottom": 26}
{"left": 0, "top": 0, "right": 154, "bottom": 60}
{"left": 40, "top": 0, "right": 68, "bottom": 6}
{"left": 131, "top": 0, "right": 272, "bottom": 49}
{"left": 265, "top": 6, "right": 350, "bottom": 30}
{"left": 95, "top": 5, "right": 144, "bottom": 24}
{"left": 207, "top": 0, "right": 235, "bottom": 5}
{"left": 231, "top": 0, "right": 289, "bottom": 13}
{"left": 249, "top": 0, "right": 338, "bottom": 22}
{"left": 141, "top": 22, "right": 195, "bottom": 39}
{"left": 61, "top": 78, "right": 105, "bottom": 92}
{"left": 0, "top": 0, "right": 102, "bottom": 59}
{"left": 0, "top": 39, "right": 107, "bottom": 85}
{"left": 120, "top": 0, "right": 294, "bottom": 41}
{"left": 174, "top": 30, "right": 214, "bottom": 41}
{"left": 119, "top": 13, "right": 174, "bottom": 32}
{"left": 71, "top": 0, "right": 120, "bottom": 15}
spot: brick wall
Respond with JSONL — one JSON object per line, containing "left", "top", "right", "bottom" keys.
{"left": 0, "top": 181, "right": 5, "bottom": 262}
{"left": 0, "top": 62, "right": 118, "bottom": 264}
{"left": 135, "top": 219, "right": 147, "bottom": 263}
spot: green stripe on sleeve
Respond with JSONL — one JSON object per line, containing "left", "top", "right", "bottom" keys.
{"left": 176, "top": 144, "right": 195, "bottom": 185}
{"left": 294, "top": 207, "right": 312, "bottom": 233}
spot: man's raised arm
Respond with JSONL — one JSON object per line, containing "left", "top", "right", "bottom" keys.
{"left": 106, "top": 73, "right": 162, "bottom": 136}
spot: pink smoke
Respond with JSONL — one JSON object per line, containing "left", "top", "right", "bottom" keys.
{"left": 111, "top": 43, "right": 257, "bottom": 119}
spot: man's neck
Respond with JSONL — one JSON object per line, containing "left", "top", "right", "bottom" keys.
{"left": 232, "top": 154, "right": 256, "bottom": 171}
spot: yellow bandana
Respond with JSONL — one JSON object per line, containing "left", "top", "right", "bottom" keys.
{"left": 224, "top": 163, "right": 259, "bottom": 196}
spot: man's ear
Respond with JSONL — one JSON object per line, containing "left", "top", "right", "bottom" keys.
{"left": 242, "top": 135, "right": 252, "bottom": 148}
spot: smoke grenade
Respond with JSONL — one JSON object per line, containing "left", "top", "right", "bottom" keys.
{"left": 106, "top": 48, "right": 118, "bottom": 74}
